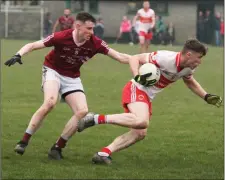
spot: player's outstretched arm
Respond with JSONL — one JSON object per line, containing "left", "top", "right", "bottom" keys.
{"left": 129, "top": 53, "right": 149, "bottom": 76}
{"left": 183, "top": 76, "right": 222, "bottom": 107}
{"left": 107, "top": 48, "right": 131, "bottom": 64}
{"left": 4, "top": 40, "right": 46, "bottom": 67}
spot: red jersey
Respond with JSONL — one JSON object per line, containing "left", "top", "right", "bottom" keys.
{"left": 58, "top": 16, "right": 75, "bottom": 31}
{"left": 43, "top": 29, "right": 110, "bottom": 78}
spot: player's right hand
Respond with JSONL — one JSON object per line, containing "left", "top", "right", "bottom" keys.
{"left": 4, "top": 54, "right": 23, "bottom": 67}
{"left": 134, "top": 73, "right": 156, "bottom": 87}
{"left": 204, "top": 94, "right": 223, "bottom": 107}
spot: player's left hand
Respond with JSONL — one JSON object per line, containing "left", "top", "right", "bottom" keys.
{"left": 204, "top": 94, "right": 223, "bottom": 107}
{"left": 4, "top": 54, "right": 23, "bottom": 67}
{"left": 134, "top": 73, "right": 156, "bottom": 87}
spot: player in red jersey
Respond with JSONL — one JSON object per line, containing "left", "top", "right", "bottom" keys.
{"left": 52, "top": 9, "right": 75, "bottom": 33}
{"left": 132, "top": 1, "right": 155, "bottom": 53}
{"left": 77, "top": 39, "right": 223, "bottom": 165}
{"left": 5, "top": 12, "right": 132, "bottom": 160}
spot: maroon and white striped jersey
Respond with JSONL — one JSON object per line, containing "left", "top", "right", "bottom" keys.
{"left": 43, "top": 29, "right": 109, "bottom": 78}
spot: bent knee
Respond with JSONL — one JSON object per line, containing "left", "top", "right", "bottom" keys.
{"left": 135, "top": 120, "right": 149, "bottom": 129}
{"left": 132, "top": 129, "right": 147, "bottom": 140}
{"left": 75, "top": 107, "right": 88, "bottom": 119}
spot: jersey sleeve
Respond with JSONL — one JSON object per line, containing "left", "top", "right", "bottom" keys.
{"left": 137, "top": 9, "right": 141, "bottom": 16}
{"left": 148, "top": 51, "right": 161, "bottom": 67}
{"left": 43, "top": 33, "right": 55, "bottom": 47}
{"left": 95, "top": 39, "right": 110, "bottom": 55}
{"left": 43, "top": 31, "right": 65, "bottom": 47}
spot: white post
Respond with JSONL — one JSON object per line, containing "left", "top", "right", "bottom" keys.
{"left": 40, "top": 7, "right": 44, "bottom": 39}
{"left": 4, "top": 1, "right": 10, "bottom": 38}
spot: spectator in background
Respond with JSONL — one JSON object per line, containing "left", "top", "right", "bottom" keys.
{"left": 214, "top": 12, "right": 221, "bottom": 46}
{"left": 52, "top": 9, "right": 75, "bottom": 33}
{"left": 220, "top": 18, "right": 224, "bottom": 46}
{"left": 163, "top": 22, "right": 175, "bottom": 46}
{"left": 43, "top": 12, "right": 53, "bottom": 38}
{"left": 204, "top": 10, "right": 214, "bottom": 44}
{"left": 155, "top": 16, "right": 166, "bottom": 44}
{"left": 197, "top": 11, "right": 205, "bottom": 42}
{"left": 115, "top": 16, "right": 133, "bottom": 45}
{"left": 94, "top": 18, "right": 105, "bottom": 39}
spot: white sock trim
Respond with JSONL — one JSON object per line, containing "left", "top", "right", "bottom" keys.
{"left": 94, "top": 114, "right": 99, "bottom": 124}
{"left": 98, "top": 152, "right": 109, "bottom": 157}
{"left": 25, "top": 129, "right": 33, "bottom": 135}
{"left": 61, "top": 135, "right": 69, "bottom": 141}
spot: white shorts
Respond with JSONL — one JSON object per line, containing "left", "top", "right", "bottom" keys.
{"left": 42, "top": 66, "right": 84, "bottom": 99}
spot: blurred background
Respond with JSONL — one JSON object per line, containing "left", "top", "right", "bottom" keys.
{"left": 0, "top": 0, "right": 224, "bottom": 46}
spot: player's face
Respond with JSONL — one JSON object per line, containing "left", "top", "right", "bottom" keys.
{"left": 64, "top": 9, "right": 70, "bottom": 17}
{"left": 143, "top": 1, "right": 150, "bottom": 9}
{"left": 185, "top": 51, "right": 203, "bottom": 69}
{"left": 78, "top": 21, "right": 95, "bottom": 40}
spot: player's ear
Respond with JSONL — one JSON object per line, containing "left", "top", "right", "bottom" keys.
{"left": 75, "top": 21, "right": 82, "bottom": 29}
{"left": 186, "top": 51, "right": 192, "bottom": 58}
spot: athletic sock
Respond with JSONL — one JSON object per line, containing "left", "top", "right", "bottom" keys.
{"left": 94, "top": 114, "right": 107, "bottom": 124}
{"left": 21, "top": 129, "right": 33, "bottom": 144}
{"left": 55, "top": 136, "right": 68, "bottom": 148}
{"left": 98, "top": 147, "right": 112, "bottom": 157}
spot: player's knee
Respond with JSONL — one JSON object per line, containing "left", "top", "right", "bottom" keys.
{"left": 75, "top": 107, "right": 88, "bottom": 119}
{"left": 136, "top": 120, "right": 149, "bottom": 129}
{"left": 42, "top": 96, "right": 57, "bottom": 112}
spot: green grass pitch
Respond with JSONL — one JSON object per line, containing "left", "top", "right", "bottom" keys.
{"left": 1, "top": 39, "right": 224, "bottom": 179}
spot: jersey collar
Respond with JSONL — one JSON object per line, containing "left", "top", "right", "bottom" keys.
{"left": 176, "top": 52, "right": 182, "bottom": 72}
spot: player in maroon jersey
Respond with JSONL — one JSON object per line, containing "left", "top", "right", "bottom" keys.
{"left": 52, "top": 9, "right": 75, "bottom": 33}
{"left": 5, "top": 12, "right": 132, "bottom": 160}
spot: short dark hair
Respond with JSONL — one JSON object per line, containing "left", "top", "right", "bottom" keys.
{"left": 76, "top": 12, "right": 96, "bottom": 23}
{"left": 182, "top": 38, "right": 208, "bottom": 56}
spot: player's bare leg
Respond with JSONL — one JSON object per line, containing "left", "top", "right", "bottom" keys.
{"left": 145, "top": 39, "right": 150, "bottom": 52}
{"left": 78, "top": 102, "right": 149, "bottom": 132}
{"left": 15, "top": 80, "right": 59, "bottom": 155}
{"left": 139, "top": 36, "right": 146, "bottom": 53}
{"left": 91, "top": 102, "right": 150, "bottom": 164}
{"left": 48, "top": 92, "right": 88, "bottom": 160}
{"left": 92, "top": 128, "right": 147, "bottom": 165}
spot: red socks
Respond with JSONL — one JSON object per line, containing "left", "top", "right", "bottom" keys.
{"left": 95, "top": 114, "right": 107, "bottom": 124}
{"left": 101, "top": 147, "right": 112, "bottom": 155}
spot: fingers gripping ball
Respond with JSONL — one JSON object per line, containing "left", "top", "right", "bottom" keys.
{"left": 137, "top": 63, "right": 160, "bottom": 86}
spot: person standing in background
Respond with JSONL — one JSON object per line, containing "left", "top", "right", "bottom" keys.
{"left": 115, "top": 16, "right": 133, "bottom": 45}
{"left": 214, "top": 12, "right": 221, "bottom": 46}
{"left": 94, "top": 18, "right": 105, "bottom": 39}
{"left": 204, "top": 10, "right": 214, "bottom": 44}
{"left": 52, "top": 9, "right": 75, "bottom": 33}
{"left": 197, "top": 11, "right": 205, "bottom": 43}
{"left": 43, "top": 12, "right": 53, "bottom": 38}
{"left": 220, "top": 17, "right": 224, "bottom": 46}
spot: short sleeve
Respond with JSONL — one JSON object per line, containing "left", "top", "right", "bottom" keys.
{"left": 148, "top": 51, "right": 160, "bottom": 67}
{"left": 137, "top": 9, "right": 141, "bottom": 16}
{"left": 43, "top": 33, "right": 55, "bottom": 47}
{"left": 96, "top": 39, "right": 110, "bottom": 55}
